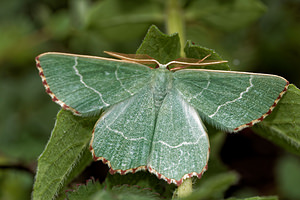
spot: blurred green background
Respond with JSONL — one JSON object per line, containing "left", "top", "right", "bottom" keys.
{"left": 0, "top": 0, "right": 300, "bottom": 199}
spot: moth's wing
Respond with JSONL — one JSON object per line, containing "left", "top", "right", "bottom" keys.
{"left": 36, "top": 53, "right": 152, "bottom": 116}
{"left": 174, "top": 69, "right": 289, "bottom": 132}
{"left": 90, "top": 85, "right": 155, "bottom": 173}
{"left": 148, "top": 88, "right": 209, "bottom": 185}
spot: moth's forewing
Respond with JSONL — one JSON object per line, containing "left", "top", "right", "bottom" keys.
{"left": 174, "top": 69, "right": 289, "bottom": 132}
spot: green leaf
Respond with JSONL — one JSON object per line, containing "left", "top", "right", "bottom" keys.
{"left": 184, "top": 41, "right": 230, "bottom": 70}
{"left": 66, "top": 179, "right": 103, "bottom": 200}
{"left": 182, "top": 171, "right": 239, "bottom": 200}
{"left": 67, "top": 178, "right": 160, "bottom": 200}
{"left": 90, "top": 186, "right": 160, "bottom": 200}
{"left": 252, "top": 84, "right": 300, "bottom": 155}
{"left": 227, "top": 196, "right": 278, "bottom": 200}
{"left": 110, "top": 185, "right": 160, "bottom": 199}
{"left": 105, "top": 171, "right": 154, "bottom": 188}
{"left": 32, "top": 109, "right": 98, "bottom": 200}
{"left": 136, "top": 25, "right": 181, "bottom": 64}
{"left": 57, "top": 147, "right": 94, "bottom": 199}
{"left": 185, "top": 0, "right": 266, "bottom": 31}
{"left": 86, "top": 0, "right": 163, "bottom": 42}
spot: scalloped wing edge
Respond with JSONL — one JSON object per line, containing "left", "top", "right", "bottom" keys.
{"left": 89, "top": 127, "right": 209, "bottom": 186}
{"left": 36, "top": 52, "right": 156, "bottom": 116}
{"left": 233, "top": 81, "right": 289, "bottom": 132}
{"left": 36, "top": 55, "right": 81, "bottom": 116}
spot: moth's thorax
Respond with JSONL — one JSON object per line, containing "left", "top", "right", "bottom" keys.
{"left": 158, "top": 64, "right": 168, "bottom": 69}
{"left": 152, "top": 68, "right": 173, "bottom": 111}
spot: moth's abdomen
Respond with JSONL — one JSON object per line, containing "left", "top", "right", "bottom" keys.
{"left": 152, "top": 69, "right": 173, "bottom": 112}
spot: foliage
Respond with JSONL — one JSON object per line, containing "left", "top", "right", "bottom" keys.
{"left": 33, "top": 110, "right": 98, "bottom": 199}
{"left": 227, "top": 196, "right": 278, "bottom": 200}
{"left": 1, "top": 0, "right": 300, "bottom": 200}
{"left": 182, "top": 172, "right": 239, "bottom": 200}
{"left": 253, "top": 84, "right": 300, "bottom": 155}
{"left": 136, "top": 25, "right": 181, "bottom": 64}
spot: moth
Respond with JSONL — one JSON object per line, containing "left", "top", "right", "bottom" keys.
{"left": 36, "top": 51, "right": 288, "bottom": 185}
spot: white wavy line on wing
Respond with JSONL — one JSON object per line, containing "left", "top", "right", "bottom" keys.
{"left": 115, "top": 65, "right": 134, "bottom": 95}
{"left": 106, "top": 126, "right": 148, "bottom": 141}
{"left": 73, "top": 57, "right": 109, "bottom": 107}
{"left": 187, "top": 76, "right": 211, "bottom": 102}
{"left": 102, "top": 98, "right": 148, "bottom": 142}
{"left": 209, "top": 75, "right": 254, "bottom": 118}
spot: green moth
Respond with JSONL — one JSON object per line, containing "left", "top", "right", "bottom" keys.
{"left": 36, "top": 51, "right": 288, "bottom": 185}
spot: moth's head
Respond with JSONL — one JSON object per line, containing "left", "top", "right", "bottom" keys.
{"left": 104, "top": 51, "right": 228, "bottom": 71}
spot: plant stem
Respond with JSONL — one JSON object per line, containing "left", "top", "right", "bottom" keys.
{"left": 176, "top": 178, "right": 193, "bottom": 198}
{"left": 166, "top": 0, "right": 186, "bottom": 57}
